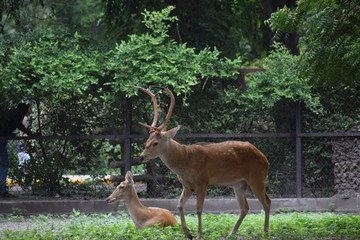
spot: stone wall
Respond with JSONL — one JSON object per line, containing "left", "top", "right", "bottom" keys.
{"left": 332, "top": 125, "right": 360, "bottom": 198}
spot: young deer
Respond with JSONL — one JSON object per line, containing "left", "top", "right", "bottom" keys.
{"left": 132, "top": 86, "right": 271, "bottom": 239}
{"left": 106, "top": 171, "right": 177, "bottom": 229}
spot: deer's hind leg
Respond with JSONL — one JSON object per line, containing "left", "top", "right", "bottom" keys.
{"left": 248, "top": 179, "right": 271, "bottom": 232}
{"left": 230, "top": 180, "right": 250, "bottom": 235}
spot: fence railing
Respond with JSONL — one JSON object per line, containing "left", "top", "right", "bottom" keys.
{"left": 2, "top": 100, "right": 359, "bottom": 198}
{"left": 2, "top": 69, "right": 359, "bottom": 199}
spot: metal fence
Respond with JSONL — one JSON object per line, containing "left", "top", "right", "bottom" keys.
{"left": 3, "top": 100, "right": 359, "bottom": 199}
{"left": 3, "top": 71, "right": 360, "bottom": 199}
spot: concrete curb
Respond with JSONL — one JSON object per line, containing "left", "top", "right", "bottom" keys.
{"left": 1, "top": 196, "right": 359, "bottom": 215}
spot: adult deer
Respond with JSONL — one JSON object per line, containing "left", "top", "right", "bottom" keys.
{"left": 106, "top": 171, "right": 177, "bottom": 229}
{"left": 132, "top": 86, "right": 271, "bottom": 239}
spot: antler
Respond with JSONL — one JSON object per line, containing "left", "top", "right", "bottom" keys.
{"left": 132, "top": 85, "right": 175, "bottom": 133}
{"left": 157, "top": 87, "right": 175, "bottom": 132}
{"left": 131, "top": 86, "right": 159, "bottom": 131}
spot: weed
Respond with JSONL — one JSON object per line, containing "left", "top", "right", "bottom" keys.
{"left": 0, "top": 212, "right": 359, "bottom": 240}
{"left": 328, "top": 202, "right": 336, "bottom": 212}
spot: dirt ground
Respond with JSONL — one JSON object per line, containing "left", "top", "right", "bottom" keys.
{"left": 0, "top": 221, "right": 32, "bottom": 231}
{"left": 0, "top": 217, "right": 71, "bottom": 231}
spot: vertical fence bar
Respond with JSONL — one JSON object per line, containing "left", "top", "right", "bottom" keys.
{"left": 295, "top": 101, "right": 302, "bottom": 198}
{"left": 124, "top": 98, "right": 132, "bottom": 172}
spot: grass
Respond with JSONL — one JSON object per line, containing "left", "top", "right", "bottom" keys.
{"left": 0, "top": 210, "right": 359, "bottom": 239}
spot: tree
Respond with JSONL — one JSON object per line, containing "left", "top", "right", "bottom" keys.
{"left": 0, "top": 26, "right": 110, "bottom": 194}
{"left": 240, "top": 0, "right": 360, "bottom": 197}
{"left": 0, "top": 0, "right": 104, "bottom": 38}
{"left": 101, "top": 0, "right": 270, "bottom": 60}
{"left": 0, "top": 6, "right": 242, "bottom": 195}
{"left": 266, "top": 0, "right": 360, "bottom": 86}
{"left": 260, "top": 0, "right": 299, "bottom": 55}
{"left": 242, "top": 0, "right": 360, "bottom": 125}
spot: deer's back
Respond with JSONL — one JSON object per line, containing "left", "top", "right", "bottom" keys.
{"left": 146, "top": 207, "right": 177, "bottom": 228}
{"left": 183, "top": 141, "right": 269, "bottom": 185}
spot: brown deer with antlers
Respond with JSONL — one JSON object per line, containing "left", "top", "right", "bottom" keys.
{"left": 132, "top": 86, "right": 271, "bottom": 239}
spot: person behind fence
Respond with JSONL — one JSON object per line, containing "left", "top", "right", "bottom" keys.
{"left": 18, "top": 114, "right": 31, "bottom": 167}
{"left": 0, "top": 103, "right": 38, "bottom": 198}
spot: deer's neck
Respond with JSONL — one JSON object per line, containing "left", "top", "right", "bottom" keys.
{"left": 125, "top": 187, "right": 147, "bottom": 227}
{"left": 159, "top": 139, "right": 189, "bottom": 173}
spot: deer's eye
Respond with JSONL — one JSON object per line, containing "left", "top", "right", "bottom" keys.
{"left": 153, "top": 142, "right": 158, "bottom": 147}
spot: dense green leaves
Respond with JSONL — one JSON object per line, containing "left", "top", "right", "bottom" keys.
{"left": 0, "top": 27, "right": 106, "bottom": 108}
{"left": 246, "top": 43, "right": 321, "bottom": 113}
{"left": 266, "top": 0, "right": 360, "bottom": 86}
{"left": 104, "top": 6, "right": 241, "bottom": 98}
{"left": 100, "top": 0, "right": 270, "bottom": 60}
{"left": 1, "top": 5, "right": 241, "bottom": 125}
{"left": 0, "top": 7, "right": 241, "bottom": 196}
{"left": 1, "top": 212, "right": 359, "bottom": 240}
{"left": 1, "top": 2, "right": 359, "bottom": 198}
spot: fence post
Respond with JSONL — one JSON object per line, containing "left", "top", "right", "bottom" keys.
{"left": 295, "top": 101, "right": 302, "bottom": 198}
{"left": 124, "top": 98, "right": 132, "bottom": 172}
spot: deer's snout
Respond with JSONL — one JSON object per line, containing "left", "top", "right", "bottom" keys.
{"left": 137, "top": 156, "right": 145, "bottom": 162}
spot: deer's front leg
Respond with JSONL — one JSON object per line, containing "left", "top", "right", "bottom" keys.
{"left": 177, "top": 185, "right": 193, "bottom": 239}
{"left": 195, "top": 186, "right": 207, "bottom": 239}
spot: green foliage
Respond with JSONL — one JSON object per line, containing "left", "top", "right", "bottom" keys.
{"left": 106, "top": 6, "right": 241, "bottom": 99}
{"left": 265, "top": 6, "right": 300, "bottom": 37}
{"left": 142, "top": 6, "right": 178, "bottom": 38}
{"left": 245, "top": 43, "right": 321, "bottom": 113}
{"left": 0, "top": 212, "right": 359, "bottom": 239}
{"left": 305, "top": 82, "right": 360, "bottom": 133}
{"left": 260, "top": 1, "right": 360, "bottom": 197}
{"left": 100, "top": 1, "right": 270, "bottom": 60}
{"left": 0, "top": 6, "right": 241, "bottom": 196}
{"left": 302, "top": 139, "right": 335, "bottom": 197}
{"left": 300, "top": 81, "right": 360, "bottom": 197}
{"left": 0, "top": 26, "right": 108, "bottom": 107}
{"left": 1, "top": 2, "right": 359, "bottom": 199}
{"left": 266, "top": 0, "right": 360, "bottom": 86}
{"left": 0, "top": 0, "right": 104, "bottom": 38}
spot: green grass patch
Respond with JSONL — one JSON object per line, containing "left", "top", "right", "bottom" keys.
{"left": 0, "top": 211, "right": 359, "bottom": 239}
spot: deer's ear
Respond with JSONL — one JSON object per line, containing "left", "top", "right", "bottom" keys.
{"left": 125, "top": 171, "right": 133, "bottom": 183}
{"left": 165, "top": 125, "right": 181, "bottom": 139}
